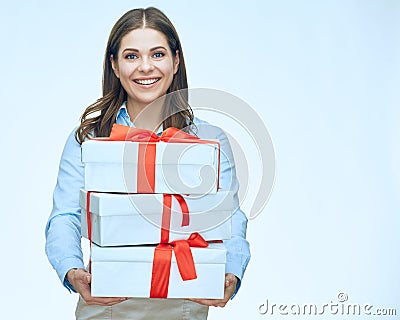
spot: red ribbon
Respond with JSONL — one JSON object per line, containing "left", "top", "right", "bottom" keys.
{"left": 86, "top": 191, "right": 96, "bottom": 272}
{"left": 94, "top": 124, "right": 220, "bottom": 193}
{"left": 161, "top": 194, "right": 190, "bottom": 243}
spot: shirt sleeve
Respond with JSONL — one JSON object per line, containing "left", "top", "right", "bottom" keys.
{"left": 45, "top": 128, "right": 85, "bottom": 292}
{"left": 194, "top": 121, "right": 251, "bottom": 298}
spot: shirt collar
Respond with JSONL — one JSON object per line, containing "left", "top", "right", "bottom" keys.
{"left": 115, "top": 101, "right": 164, "bottom": 135}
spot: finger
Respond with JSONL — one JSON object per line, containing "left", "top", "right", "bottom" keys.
{"left": 87, "top": 300, "right": 126, "bottom": 306}
{"left": 86, "top": 297, "right": 128, "bottom": 306}
{"left": 80, "top": 286, "right": 127, "bottom": 305}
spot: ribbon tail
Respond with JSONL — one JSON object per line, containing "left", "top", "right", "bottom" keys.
{"left": 172, "top": 240, "right": 197, "bottom": 281}
{"left": 150, "top": 244, "right": 173, "bottom": 298}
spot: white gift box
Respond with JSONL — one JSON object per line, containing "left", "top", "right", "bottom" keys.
{"left": 80, "top": 189, "right": 233, "bottom": 246}
{"left": 90, "top": 242, "right": 227, "bottom": 298}
{"left": 81, "top": 140, "right": 219, "bottom": 194}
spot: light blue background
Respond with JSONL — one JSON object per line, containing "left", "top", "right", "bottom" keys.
{"left": 0, "top": 0, "right": 399, "bottom": 319}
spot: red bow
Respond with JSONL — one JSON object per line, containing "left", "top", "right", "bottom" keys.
{"left": 108, "top": 124, "right": 203, "bottom": 143}
{"left": 150, "top": 232, "right": 208, "bottom": 298}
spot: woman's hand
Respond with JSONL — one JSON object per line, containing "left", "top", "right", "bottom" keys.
{"left": 189, "top": 273, "right": 238, "bottom": 307}
{"left": 67, "top": 268, "right": 128, "bottom": 306}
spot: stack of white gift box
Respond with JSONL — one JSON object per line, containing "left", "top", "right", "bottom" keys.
{"left": 80, "top": 125, "right": 233, "bottom": 299}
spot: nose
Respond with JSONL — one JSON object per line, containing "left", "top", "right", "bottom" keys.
{"left": 138, "top": 57, "right": 154, "bottom": 73}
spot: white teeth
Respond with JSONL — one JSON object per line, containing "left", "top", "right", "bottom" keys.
{"left": 135, "top": 78, "right": 159, "bottom": 85}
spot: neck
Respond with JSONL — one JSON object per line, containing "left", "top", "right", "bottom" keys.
{"left": 126, "top": 99, "right": 164, "bottom": 132}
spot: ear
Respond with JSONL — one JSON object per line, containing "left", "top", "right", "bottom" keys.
{"left": 173, "top": 50, "right": 180, "bottom": 75}
{"left": 110, "top": 54, "right": 120, "bottom": 79}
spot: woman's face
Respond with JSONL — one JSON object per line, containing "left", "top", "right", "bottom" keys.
{"left": 111, "top": 28, "right": 179, "bottom": 110}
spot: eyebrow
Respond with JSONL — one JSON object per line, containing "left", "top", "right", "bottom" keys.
{"left": 122, "top": 46, "right": 167, "bottom": 53}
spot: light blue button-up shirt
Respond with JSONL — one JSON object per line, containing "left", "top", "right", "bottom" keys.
{"left": 45, "top": 102, "right": 250, "bottom": 296}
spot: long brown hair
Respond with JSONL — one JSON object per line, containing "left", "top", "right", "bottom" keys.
{"left": 75, "top": 7, "right": 194, "bottom": 144}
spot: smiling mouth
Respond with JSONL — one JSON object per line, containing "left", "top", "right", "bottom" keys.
{"left": 134, "top": 78, "right": 161, "bottom": 85}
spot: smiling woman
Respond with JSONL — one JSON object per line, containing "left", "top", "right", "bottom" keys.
{"left": 45, "top": 6, "right": 250, "bottom": 320}
{"left": 110, "top": 28, "right": 180, "bottom": 125}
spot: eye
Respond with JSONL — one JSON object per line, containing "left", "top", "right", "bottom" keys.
{"left": 125, "top": 54, "right": 138, "bottom": 60}
{"left": 153, "top": 52, "right": 165, "bottom": 58}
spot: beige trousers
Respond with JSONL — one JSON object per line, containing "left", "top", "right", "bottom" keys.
{"left": 75, "top": 297, "right": 209, "bottom": 320}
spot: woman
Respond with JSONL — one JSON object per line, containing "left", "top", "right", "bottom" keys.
{"left": 45, "top": 7, "right": 250, "bottom": 320}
